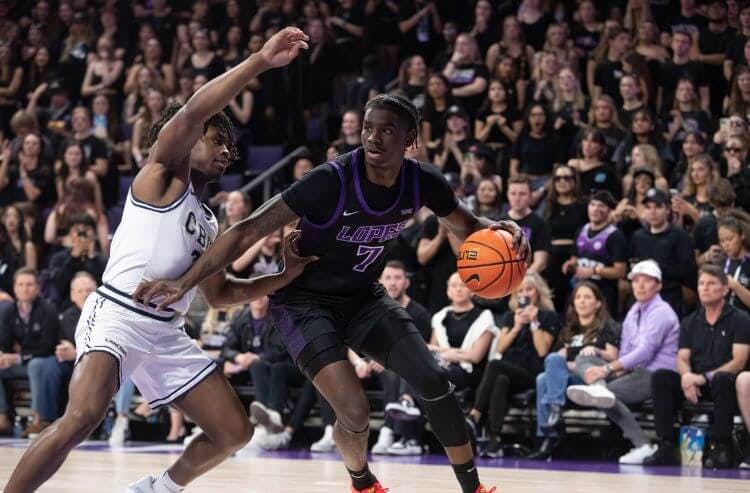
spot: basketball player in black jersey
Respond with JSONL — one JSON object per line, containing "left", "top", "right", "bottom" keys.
{"left": 136, "top": 94, "right": 528, "bottom": 493}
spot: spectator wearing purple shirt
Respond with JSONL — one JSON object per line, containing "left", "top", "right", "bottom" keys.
{"left": 566, "top": 260, "right": 680, "bottom": 465}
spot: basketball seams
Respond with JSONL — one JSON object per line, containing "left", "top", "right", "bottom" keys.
{"left": 457, "top": 229, "right": 526, "bottom": 298}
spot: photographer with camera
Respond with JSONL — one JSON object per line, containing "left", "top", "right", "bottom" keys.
{"left": 48, "top": 213, "right": 105, "bottom": 306}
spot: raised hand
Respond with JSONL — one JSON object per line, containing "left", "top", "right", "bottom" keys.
{"left": 260, "top": 27, "right": 310, "bottom": 68}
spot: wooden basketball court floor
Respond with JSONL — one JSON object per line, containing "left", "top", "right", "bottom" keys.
{"left": 0, "top": 439, "right": 748, "bottom": 492}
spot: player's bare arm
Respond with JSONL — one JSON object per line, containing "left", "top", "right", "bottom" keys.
{"left": 439, "top": 201, "right": 531, "bottom": 261}
{"left": 132, "top": 27, "right": 309, "bottom": 206}
{"left": 198, "top": 229, "right": 317, "bottom": 308}
{"left": 133, "top": 194, "right": 299, "bottom": 310}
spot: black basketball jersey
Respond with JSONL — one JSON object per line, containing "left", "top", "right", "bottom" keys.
{"left": 288, "top": 149, "right": 421, "bottom": 298}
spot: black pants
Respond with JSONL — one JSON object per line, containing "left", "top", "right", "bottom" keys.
{"left": 249, "top": 359, "right": 306, "bottom": 413}
{"left": 473, "top": 359, "right": 537, "bottom": 436}
{"left": 652, "top": 369, "right": 739, "bottom": 441}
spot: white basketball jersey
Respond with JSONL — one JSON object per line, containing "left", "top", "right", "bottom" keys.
{"left": 100, "top": 183, "right": 219, "bottom": 318}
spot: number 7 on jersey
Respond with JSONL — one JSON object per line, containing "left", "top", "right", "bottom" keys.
{"left": 353, "top": 245, "right": 384, "bottom": 272}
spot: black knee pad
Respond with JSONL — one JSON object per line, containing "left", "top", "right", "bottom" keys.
{"left": 420, "top": 383, "right": 469, "bottom": 447}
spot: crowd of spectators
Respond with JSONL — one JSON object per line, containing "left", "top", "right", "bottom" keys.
{"left": 1, "top": 0, "right": 750, "bottom": 470}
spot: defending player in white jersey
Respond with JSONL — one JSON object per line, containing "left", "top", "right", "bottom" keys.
{"left": 4, "top": 28, "right": 311, "bottom": 493}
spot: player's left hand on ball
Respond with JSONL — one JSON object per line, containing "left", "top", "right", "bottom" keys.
{"left": 260, "top": 27, "right": 310, "bottom": 68}
{"left": 282, "top": 229, "right": 318, "bottom": 278}
{"left": 489, "top": 221, "right": 531, "bottom": 265}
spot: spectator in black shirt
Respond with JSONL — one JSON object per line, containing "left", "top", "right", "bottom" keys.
{"left": 629, "top": 188, "right": 697, "bottom": 314}
{"left": 0, "top": 268, "right": 62, "bottom": 436}
{"left": 563, "top": 191, "right": 628, "bottom": 316}
{"left": 56, "top": 272, "right": 97, "bottom": 370}
{"left": 568, "top": 128, "right": 620, "bottom": 199}
{"left": 327, "top": 0, "right": 365, "bottom": 74}
{"left": 501, "top": 175, "right": 551, "bottom": 274}
{"left": 398, "top": 0, "right": 443, "bottom": 62}
{"left": 417, "top": 213, "right": 460, "bottom": 314}
{"left": 468, "top": 272, "right": 558, "bottom": 457}
{"left": 698, "top": 0, "right": 734, "bottom": 118}
{"left": 723, "top": 135, "right": 750, "bottom": 211}
{"left": 0, "top": 133, "right": 55, "bottom": 208}
{"left": 645, "top": 265, "right": 750, "bottom": 468}
{"left": 724, "top": 2, "right": 750, "bottom": 79}
{"left": 613, "top": 109, "right": 674, "bottom": 177}
{"left": 592, "top": 27, "right": 631, "bottom": 106}
{"left": 657, "top": 29, "right": 709, "bottom": 114}
{"left": 70, "top": 106, "right": 117, "bottom": 209}
{"left": 510, "top": 104, "right": 563, "bottom": 186}
{"left": 717, "top": 210, "right": 750, "bottom": 314}
{"left": 421, "top": 73, "right": 456, "bottom": 150}
{"left": 668, "top": 0, "right": 708, "bottom": 37}
{"left": 664, "top": 79, "right": 712, "bottom": 159}
{"left": 433, "top": 104, "right": 477, "bottom": 175}
{"left": 442, "top": 33, "right": 489, "bottom": 118}
{"left": 48, "top": 213, "right": 106, "bottom": 306}
{"left": 725, "top": 66, "right": 750, "bottom": 116}
{"left": 542, "top": 165, "right": 587, "bottom": 310}
{"left": 474, "top": 80, "right": 522, "bottom": 157}
{"left": 693, "top": 178, "right": 737, "bottom": 265}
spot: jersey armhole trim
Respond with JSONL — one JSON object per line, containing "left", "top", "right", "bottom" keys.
{"left": 303, "top": 162, "right": 346, "bottom": 229}
{"left": 129, "top": 185, "right": 191, "bottom": 213}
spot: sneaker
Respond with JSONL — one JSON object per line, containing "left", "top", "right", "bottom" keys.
{"left": 125, "top": 475, "right": 156, "bottom": 493}
{"left": 183, "top": 426, "right": 203, "bottom": 447}
{"left": 481, "top": 437, "right": 503, "bottom": 458}
{"left": 310, "top": 425, "right": 336, "bottom": 452}
{"left": 643, "top": 441, "right": 680, "bottom": 466}
{"left": 387, "top": 438, "right": 422, "bottom": 456}
{"left": 566, "top": 385, "right": 616, "bottom": 409}
{"left": 740, "top": 456, "right": 750, "bottom": 469}
{"left": 108, "top": 416, "right": 129, "bottom": 447}
{"left": 250, "top": 401, "right": 284, "bottom": 433}
{"left": 527, "top": 437, "right": 558, "bottom": 460}
{"left": 475, "top": 485, "right": 496, "bottom": 493}
{"left": 371, "top": 426, "right": 394, "bottom": 455}
{"left": 384, "top": 398, "right": 421, "bottom": 421}
{"left": 260, "top": 430, "right": 291, "bottom": 450}
{"left": 350, "top": 481, "right": 389, "bottom": 493}
{"left": 704, "top": 441, "right": 733, "bottom": 469}
{"left": 619, "top": 443, "right": 657, "bottom": 465}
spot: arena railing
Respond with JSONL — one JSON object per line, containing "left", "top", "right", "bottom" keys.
{"left": 241, "top": 146, "right": 311, "bottom": 202}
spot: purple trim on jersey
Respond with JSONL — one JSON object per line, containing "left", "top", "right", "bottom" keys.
{"left": 303, "top": 162, "right": 346, "bottom": 229}
{"left": 352, "top": 150, "right": 407, "bottom": 217}
{"left": 576, "top": 224, "right": 617, "bottom": 261}
{"left": 269, "top": 295, "right": 306, "bottom": 362}
{"left": 411, "top": 159, "right": 421, "bottom": 212}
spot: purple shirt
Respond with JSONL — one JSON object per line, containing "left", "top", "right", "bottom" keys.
{"left": 618, "top": 294, "right": 679, "bottom": 371}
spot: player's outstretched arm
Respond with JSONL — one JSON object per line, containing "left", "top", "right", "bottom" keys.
{"left": 150, "top": 27, "right": 309, "bottom": 168}
{"left": 199, "top": 230, "right": 317, "bottom": 308}
{"left": 439, "top": 201, "right": 531, "bottom": 263}
{"left": 133, "top": 194, "right": 299, "bottom": 310}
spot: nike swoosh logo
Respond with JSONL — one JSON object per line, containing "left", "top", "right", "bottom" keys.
{"left": 343, "top": 210, "right": 359, "bottom": 216}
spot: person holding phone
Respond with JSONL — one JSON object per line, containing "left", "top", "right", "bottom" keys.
{"left": 47, "top": 213, "right": 106, "bottom": 306}
{"left": 466, "top": 273, "right": 559, "bottom": 458}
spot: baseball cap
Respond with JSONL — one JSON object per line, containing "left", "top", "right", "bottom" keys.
{"left": 445, "top": 105, "right": 469, "bottom": 122}
{"left": 631, "top": 166, "right": 656, "bottom": 183}
{"left": 589, "top": 190, "right": 617, "bottom": 209}
{"left": 642, "top": 187, "right": 670, "bottom": 206}
{"left": 628, "top": 259, "right": 662, "bottom": 282}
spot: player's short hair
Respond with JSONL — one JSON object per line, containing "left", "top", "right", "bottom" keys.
{"left": 384, "top": 260, "right": 407, "bottom": 272}
{"left": 148, "top": 102, "right": 238, "bottom": 161}
{"left": 364, "top": 94, "right": 419, "bottom": 134}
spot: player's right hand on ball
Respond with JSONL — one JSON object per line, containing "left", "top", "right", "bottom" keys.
{"left": 132, "top": 279, "right": 186, "bottom": 312}
{"left": 282, "top": 229, "right": 318, "bottom": 279}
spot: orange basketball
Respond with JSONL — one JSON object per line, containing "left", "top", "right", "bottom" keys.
{"left": 457, "top": 228, "right": 527, "bottom": 299}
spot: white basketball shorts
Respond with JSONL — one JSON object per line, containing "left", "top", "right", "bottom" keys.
{"left": 75, "top": 290, "right": 216, "bottom": 409}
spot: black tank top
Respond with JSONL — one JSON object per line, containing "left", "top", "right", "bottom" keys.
{"left": 289, "top": 150, "right": 421, "bottom": 298}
